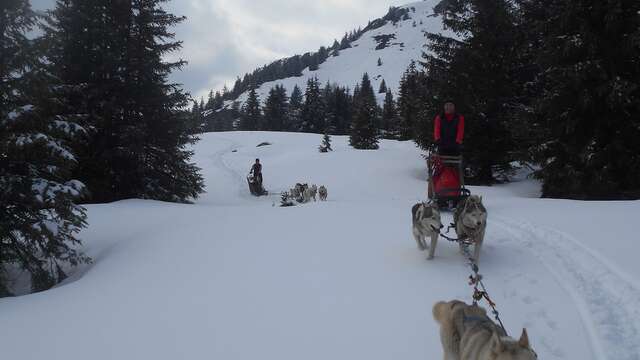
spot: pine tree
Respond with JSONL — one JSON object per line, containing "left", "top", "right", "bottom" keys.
{"left": 378, "top": 79, "right": 387, "bottom": 93}
{"left": 396, "top": 62, "right": 421, "bottom": 140}
{"left": 324, "top": 86, "right": 352, "bottom": 135}
{"left": 288, "top": 85, "right": 303, "bottom": 131}
{"left": 301, "top": 77, "right": 325, "bottom": 132}
{"left": 377, "top": 57, "right": 383, "bottom": 66}
{"left": 381, "top": 90, "right": 399, "bottom": 139}
{"left": 419, "top": 0, "right": 520, "bottom": 184}
{"left": 214, "top": 91, "right": 223, "bottom": 109}
{"left": 205, "top": 90, "right": 215, "bottom": 110}
{"left": 523, "top": 0, "right": 640, "bottom": 199}
{"left": 350, "top": 73, "right": 379, "bottom": 149}
{"left": 1, "top": 0, "right": 89, "bottom": 295}
{"left": 125, "top": 0, "right": 205, "bottom": 201}
{"left": 263, "top": 85, "right": 288, "bottom": 131}
{"left": 46, "top": 0, "right": 204, "bottom": 202}
{"left": 240, "top": 88, "right": 261, "bottom": 131}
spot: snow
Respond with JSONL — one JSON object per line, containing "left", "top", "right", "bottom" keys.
{"left": 31, "top": 178, "right": 86, "bottom": 204}
{"left": 6, "top": 104, "right": 34, "bottom": 122}
{"left": 50, "top": 118, "right": 86, "bottom": 135}
{"left": 230, "top": 1, "right": 449, "bottom": 107}
{"left": 14, "top": 133, "right": 77, "bottom": 162}
{"left": 1, "top": 131, "right": 640, "bottom": 360}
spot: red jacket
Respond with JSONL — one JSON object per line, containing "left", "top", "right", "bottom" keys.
{"left": 434, "top": 113, "right": 464, "bottom": 145}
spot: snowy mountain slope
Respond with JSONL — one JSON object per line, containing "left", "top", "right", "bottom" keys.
{"left": 231, "top": 1, "right": 446, "bottom": 106}
{"left": 1, "top": 132, "right": 639, "bottom": 360}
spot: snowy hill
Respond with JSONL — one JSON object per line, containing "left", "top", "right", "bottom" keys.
{"left": 2, "top": 131, "right": 639, "bottom": 360}
{"left": 230, "top": 1, "right": 446, "bottom": 107}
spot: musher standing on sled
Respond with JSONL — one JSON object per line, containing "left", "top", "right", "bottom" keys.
{"left": 250, "top": 158, "right": 263, "bottom": 185}
{"left": 429, "top": 101, "right": 467, "bottom": 207}
{"left": 434, "top": 101, "right": 465, "bottom": 154}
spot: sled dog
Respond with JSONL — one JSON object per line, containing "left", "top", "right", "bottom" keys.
{"left": 433, "top": 300, "right": 536, "bottom": 360}
{"left": 293, "top": 183, "right": 308, "bottom": 202}
{"left": 318, "top": 185, "right": 328, "bottom": 201}
{"left": 454, "top": 195, "right": 487, "bottom": 262}
{"left": 411, "top": 202, "right": 443, "bottom": 259}
{"left": 310, "top": 184, "right": 318, "bottom": 201}
{"left": 303, "top": 187, "right": 312, "bottom": 203}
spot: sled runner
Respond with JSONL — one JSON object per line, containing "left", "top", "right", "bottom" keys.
{"left": 247, "top": 174, "right": 268, "bottom": 196}
{"left": 427, "top": 148, "right": 470, "bottom": 209}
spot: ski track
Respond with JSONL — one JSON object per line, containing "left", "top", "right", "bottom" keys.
{"left": 207, "top": 137, "right": 251, "bottom": 202}
{"left": 492, "top": 217, "right": 640, "bottom": 360}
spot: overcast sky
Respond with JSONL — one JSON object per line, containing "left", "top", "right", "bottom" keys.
{"left": 31, "top": 0, "right": 413, "bottom": 99}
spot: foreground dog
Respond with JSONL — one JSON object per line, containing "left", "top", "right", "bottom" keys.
{"left": 411, "top": 202, "right": 443, "bottom": 259}
{"left": 433, "top": 300, "right": 536, "bottom": 360}
{"left": 454, "top": 195, "right": 487, "bottom": 262}
{"left": 318, "top": 185, "right": 327, "bottom": 201}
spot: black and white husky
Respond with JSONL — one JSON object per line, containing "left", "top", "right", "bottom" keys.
{"left": 412, "top": 202, "right": 444, "bottom": 260}
{"left": 454, "top": 195, "right": 487, "bottom": 262}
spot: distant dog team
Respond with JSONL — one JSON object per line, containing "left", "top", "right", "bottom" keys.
{"left": 288, "top": 183, "right": 327, "bottom": 203}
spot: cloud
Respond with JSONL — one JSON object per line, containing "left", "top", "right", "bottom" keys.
{"left": 30, "top": 0, "right": 414, "bottom": 100}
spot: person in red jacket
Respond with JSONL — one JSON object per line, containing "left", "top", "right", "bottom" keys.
{"left": 433, "top": 101, "right": 465, "bottom": 155}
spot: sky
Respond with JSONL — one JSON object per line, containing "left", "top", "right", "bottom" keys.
{"left": 31, "top": 0, "right": 413, "bottom": 100}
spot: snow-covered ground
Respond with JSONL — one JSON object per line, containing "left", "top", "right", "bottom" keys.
{"left": 2, "top": 131, "right": 639, "bottom": 360}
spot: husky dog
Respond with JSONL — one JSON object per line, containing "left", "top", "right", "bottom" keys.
{"left": 433, "top": 300, "right": 536, "bottom": 360}
{"left": 310, "top": 184, "right": 318, "bottom": 201}
{"left": 318, "top": 185, "right": 328, "bottom": 201}
{"left": 454, "top": 195, "right": 487, "bottom": 262}
{"left": 411, "top": 202, "right": 443, "bottom": 260}
{"left": 293, "top": 183, "right": 308, "bottom": 203}
{"left": 303, "top": 187, "right": 312, "bottom": 203}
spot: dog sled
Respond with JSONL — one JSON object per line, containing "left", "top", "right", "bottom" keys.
{"left": 247, "top": 174, "right": 268, "bottom": 196}
{"left": 427, "top": 146, "right": 470, "bottom": 209}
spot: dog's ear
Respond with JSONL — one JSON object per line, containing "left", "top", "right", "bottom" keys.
{"left": 518, "top": 328, "right": 530, "bottom": 348}
{"left": 491, "top": 332, "right": 504, "bottom": 353}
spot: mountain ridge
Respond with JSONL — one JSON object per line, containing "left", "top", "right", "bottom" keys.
{"left": 213, "top": 0, "right": 445, "bottom": 109}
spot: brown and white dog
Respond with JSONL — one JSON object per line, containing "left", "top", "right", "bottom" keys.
{"left": 433, "top": 300, "right": 536, "bottom": 360}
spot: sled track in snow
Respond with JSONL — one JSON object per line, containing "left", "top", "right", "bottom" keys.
{"left": 493, "top": 217, "right": 640, "bottom": 360}
{"left": 209, "top": 138, "right": 252, "bottom": 201}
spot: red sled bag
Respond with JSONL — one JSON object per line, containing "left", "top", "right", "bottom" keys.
{"left": 433, "top": 166, "right": 461, "bottom": 198}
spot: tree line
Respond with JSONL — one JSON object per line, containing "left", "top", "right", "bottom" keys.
{"left": 197, "top": 73, "right": 403, "bottom": 150}
{"left": 1, "top": 0, "right": 203, "bottom": 296}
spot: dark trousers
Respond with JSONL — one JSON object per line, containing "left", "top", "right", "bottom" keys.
{"left": 438, "top": 145, "right": 460, "bottom": 156}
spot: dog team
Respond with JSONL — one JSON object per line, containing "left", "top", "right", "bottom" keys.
{"left": 289, "top": 183, "right": 328, "bottom": 203}
{"left": 412, "top": 196, "right": 537, "bottom": 360}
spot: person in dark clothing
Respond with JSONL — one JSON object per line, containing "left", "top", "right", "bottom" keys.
{"left": 250, "top": 158, "right": 263, "bottom": 185}
{"left": 433, "top": 102, "right": 465, "bottom": 155}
